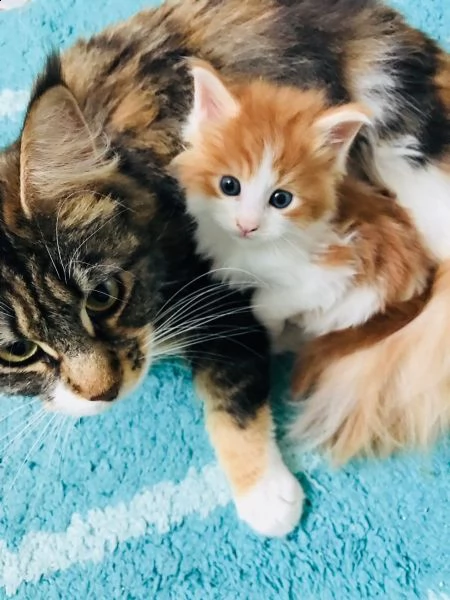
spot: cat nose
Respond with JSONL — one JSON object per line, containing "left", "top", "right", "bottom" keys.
{"left": 90, "top": 381, "right": 120, "bottom": 402}
{"left": 236, "top": 220, "right": 259, "bottom": 237}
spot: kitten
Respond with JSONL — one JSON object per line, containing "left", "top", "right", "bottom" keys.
{"left": 172, "top": 61, "right": 434, "bottom": 342}
{"left": 0, "top": 0, "right": 450, "bottom": 535}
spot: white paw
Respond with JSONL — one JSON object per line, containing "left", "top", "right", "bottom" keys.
{"left": 235, "top": 454, "right": 304, "bottom": 537}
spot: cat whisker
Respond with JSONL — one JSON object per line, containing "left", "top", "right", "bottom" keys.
{"left": 24, "top": 415, "right": 65, "bottom": 519}
{"left": 45, "top": 414, "right": 67, "bottom": 475}
{"left": 68, "top": 208, "right": 128, "bottom": 277}
{"left": 154, "top": 267, "right": 264, "bottom": 323}
{"left": 4, "top": 413, "right": 57, "bottom": 498}
{"left": 60, "top": 418, "right": 76, "bottom": 474}
{"left": 34, "top": 219, "right": 63, "bottom": 280}
{"left": 152, "top": 329, "right": 264, "bottom": 362}
{"left": 55, "top": 202, "right": 68, "bottom": 283}
{"left": 151, "top": 306, "right": 260, "bottom": 349}
{"left": 0, "top": 398, "right": 36, "bottom": 428}
{"left": 0, "top": 409, "right": 48, "bottom": 470}
{"left": 153, "top": 285, "right": 233, "bottom": 329}
{"left": 152, "top": 318, "right": 261, "bottom": 349}
{"left": 152, "top": 323, "right": 262, "bottom": 354}
{"left": 0, "top": 300, "right": 13, "bottom": 316}
{"left": 154, "top": 282, "right": 259, "bottom": 329}
{"left": 70, "top": 260, "right": 133, "bottom": 278}
{"left": 0, "top": 406, "right": 46, "bottom": 449}
{"left": 153, "top": 272, "right": 227, "bottom": 323}
{"left": 154, "top": 284, "right": 248, "bottom": 331}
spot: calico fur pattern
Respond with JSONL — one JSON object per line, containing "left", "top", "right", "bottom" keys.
{"left": 0, "top": 0, "right": 448, "bottom": 534}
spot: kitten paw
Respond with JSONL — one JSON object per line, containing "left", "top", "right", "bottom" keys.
{"left": 235, "top": 459, "right": 304, "bottom": 537}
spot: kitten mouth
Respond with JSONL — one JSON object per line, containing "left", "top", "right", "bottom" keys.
{"left": 235, "top": 230, "right": 256, "bottom": 240}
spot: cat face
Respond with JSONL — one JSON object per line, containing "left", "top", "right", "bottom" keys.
{"left": 0, "top": 70, "right": 180, "bottom": 417}
{"left": 179, "top": 150, "right": 307, "bottom": 243}
{"left": 172, "top": 60, "right": 371, "bottom": 243}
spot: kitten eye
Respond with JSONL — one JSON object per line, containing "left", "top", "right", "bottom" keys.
{"left": 220, "top": 176, "right": 241, "bottom": 196}
{"left": 86, "top": 278, "right": 121, "bottom": 314}
{"left": 269, "top": 189, "right": 294, "bottom": 210}
{"left": 0, "top": 340, "right": 38, "bottom": 364}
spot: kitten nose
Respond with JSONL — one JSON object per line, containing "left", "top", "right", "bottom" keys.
{"left": 90, "top": 382, "right": 120, "bottom": 402}
{"left": 236, "top": 220, "right": 259, "bottom": 237}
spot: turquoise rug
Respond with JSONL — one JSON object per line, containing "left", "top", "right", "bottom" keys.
{"left": 0, "top": 1, "right": 449, "bottom": 598}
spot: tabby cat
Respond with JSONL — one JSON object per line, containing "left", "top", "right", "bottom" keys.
{"left": 0, "top": 0, "right": 449, "bottom": 536}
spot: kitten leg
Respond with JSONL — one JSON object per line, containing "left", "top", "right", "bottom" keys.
{"left": 272, "top": 321, "right": 306, "bottom": 354}
{"left": 196, "top": 370, "right": 304, "bottom": 537}
{"left": 252, "top": 288, "right": 292, "bottom": 340}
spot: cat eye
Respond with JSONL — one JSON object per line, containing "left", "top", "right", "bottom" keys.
{"left": 269, "top": 189, "right": 293, "bottom": 210}
{"left": 220, "top": 176, "right": 241, "bottom": 196}
{"left": 86, "top": 278, "right": 121, "bottom": 314}
{"left": 0, "top": 340, "right": 39, "bottom": 364}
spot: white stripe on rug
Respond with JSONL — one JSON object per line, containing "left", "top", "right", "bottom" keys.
{"left": 0, "top": 89, "right": 29, "bottom": 119}
{"left": 0, "top": 463, "right": 231, "bottom": 596}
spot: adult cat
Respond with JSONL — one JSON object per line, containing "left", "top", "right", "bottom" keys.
{"left": 0, "top": 0, "right": 449, "bottom": 536}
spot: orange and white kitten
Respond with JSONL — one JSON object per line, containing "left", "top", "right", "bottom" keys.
{"left": 172, "top": 61, "right": 433, "bottom": 340}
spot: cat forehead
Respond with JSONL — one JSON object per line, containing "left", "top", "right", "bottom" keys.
{"left": 237, "top": 147, "right": 277, "bottom": 187}
{"left": 200, "top": 106, "right": 326, "bottom": 181}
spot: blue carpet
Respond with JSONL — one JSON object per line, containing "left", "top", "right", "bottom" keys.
{"left": 0, "top": 1, "right": 449, "bottom": 598}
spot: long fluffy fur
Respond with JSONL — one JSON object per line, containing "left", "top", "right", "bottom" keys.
{"left": 291, "top": 262, "right": 450, "bottom": 462}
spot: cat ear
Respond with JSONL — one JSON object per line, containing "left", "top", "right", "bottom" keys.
{"left": 20, "top": 84, "right": 115, "bottom": 218}
{"left": 184, "top": 61, "right": 240, "bottom": 141}
{"left": 313, "top": 104, "right": 372, "bottom": 172}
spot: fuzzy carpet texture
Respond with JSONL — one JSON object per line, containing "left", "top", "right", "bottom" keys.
{"left": 0, "top": 0, "right": 449, "bottom": 598}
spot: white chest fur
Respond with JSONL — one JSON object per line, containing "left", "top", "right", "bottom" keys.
{"left": 193, "top": 215, "right": 383, "bottom": 337}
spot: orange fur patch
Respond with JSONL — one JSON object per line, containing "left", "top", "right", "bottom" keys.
{"left": 197, "top": 368, "right": 273, "bottom": 496}
{"left": 205, "top": 406, "right": 272, "bottom": 495}
{"left": 329, "top": 178, "right": 432, "bottom": 302}
{"left": 291, "top": 263, "right": 450, "bottom": 462}
{"left": 434, "top": 52, "right": 450, "bottom": 113}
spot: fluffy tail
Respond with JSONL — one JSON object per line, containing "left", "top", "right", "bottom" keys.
{"left": 290, "top": 262, "right": 450, "bottom": 463}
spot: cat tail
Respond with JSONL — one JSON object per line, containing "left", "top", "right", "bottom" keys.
{"left": 289, "top": 262, "right": 450, "bottom": 463}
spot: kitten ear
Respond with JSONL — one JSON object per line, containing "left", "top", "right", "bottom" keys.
{"left": 20, "top": 83, "right": 114, "bottom": 217}
{"left": 184, "top": 60, "right": 240, "bottom": 141}
{"left": 313, "top": 104, "right": 372, "bottom": 172}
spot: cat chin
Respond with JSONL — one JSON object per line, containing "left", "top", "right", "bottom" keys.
{"left": 45, "top": 383, "right": 113, "bottom": 417}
